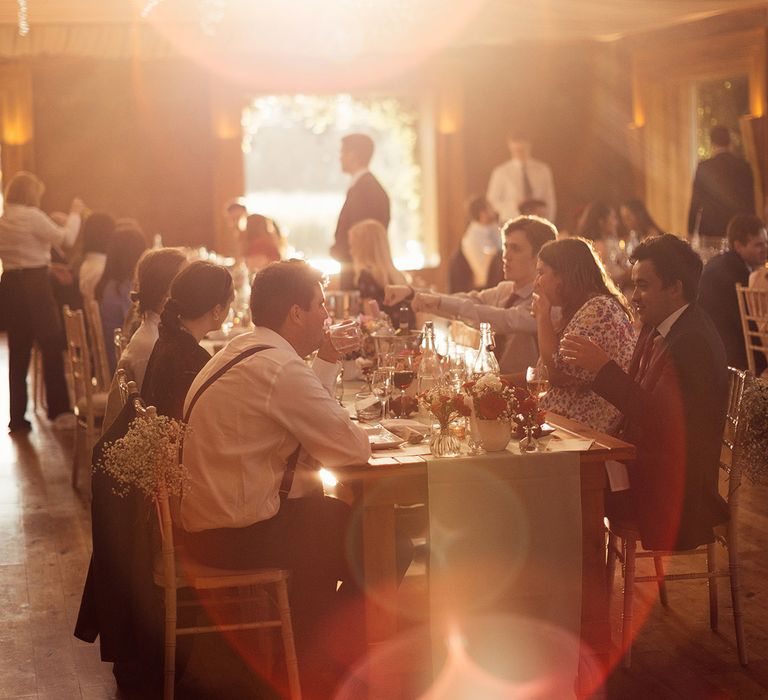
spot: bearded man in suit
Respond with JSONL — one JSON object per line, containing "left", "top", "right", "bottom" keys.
{"left": 561, "top": 234, "right": 729, "bottom": 551}
{"left": 330, "top": 133, "right": 390, "bottom": 289}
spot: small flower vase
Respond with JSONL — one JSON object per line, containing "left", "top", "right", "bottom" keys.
{"left": 476, "top": 419, "right": 511, "bottom": 452}
{"left": 429, "top": 423, "right": 462, "bottom": 458}
{"left": 518, "top": 420, "right": 537, "bottom": 453}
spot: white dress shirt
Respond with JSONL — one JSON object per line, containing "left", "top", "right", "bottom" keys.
{"left": 180, "top": 328, "right": 371, "bottom": 532}
{"left": 78, "top": 252, "right": 107, "bottom": 299}
{"left": 460, "top": 221, "right": 501, "bottom": 288}
{"left": 656, "top": 304, "right": 690, "bottom": 338}
{"left": 119, "top": 311, "right": 160, "bottom": 391}
{"left": 486, "top": 157, "right": 556, "bottom": 223}
{"left": 0, "top": 205, "right": 80, "bottom": 270}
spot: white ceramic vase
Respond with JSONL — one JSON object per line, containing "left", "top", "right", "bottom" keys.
{"left": 475, "top": 419, "right": 511, "bottom": 451}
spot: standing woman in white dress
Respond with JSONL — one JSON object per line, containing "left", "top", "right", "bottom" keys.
{"left": 0, "top": 171, "right": 84, "bottom": 433}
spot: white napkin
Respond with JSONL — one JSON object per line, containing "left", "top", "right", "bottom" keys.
{"left": 605, "top": 459, "right": 630, "bottom": 492}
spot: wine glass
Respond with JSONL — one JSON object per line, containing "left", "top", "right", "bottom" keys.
{"left": 521, "top": 364, "right": 549, "bottom": 452}
{"left": 392, "top": 355, "right": 415, "bottom": 418}
{"left": 371, "top": 369, "right": 393, "bottom": 419}
{"left": 329, "top": 319, "right": 362, "bottom": 356}
{"left": 526, "top": 364, "right": 550, "bottom": 402}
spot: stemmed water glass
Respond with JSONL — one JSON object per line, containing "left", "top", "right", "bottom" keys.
{"left": 371, "top": 369, "right": 393, "bottom": 420}
{"left": 526, "top": 364, "right": 550, "bottom": 403}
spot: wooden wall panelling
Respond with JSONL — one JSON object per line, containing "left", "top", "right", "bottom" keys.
{"left": 631, "top": 28, "right": 768, "bottom": 236}
{"left": 0, "top": 62, "right": 35, "bottom": 182}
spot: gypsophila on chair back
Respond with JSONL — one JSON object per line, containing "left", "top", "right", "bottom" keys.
{"left": 736, "top": 284, "right": 768, "bottom": 376}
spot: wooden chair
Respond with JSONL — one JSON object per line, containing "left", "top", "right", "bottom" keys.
{"left": 83, "top": 297, "right": 112, "bottom": 391}
{"left": 736, "top": 284, "right": 768, "bottom": 376}
{"left": 123, "top": 394, "right": 302, "bottom": 700}
{"left": 113, "top": 327, "right": 128, "bottom": 367}
{"left": 62, "top": 306, "right": 108, "bottom": 487}
{"left": 606, "top": 367, "right": 750, "bottom": 668}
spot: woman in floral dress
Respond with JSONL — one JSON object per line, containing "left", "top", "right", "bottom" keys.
{"left": 533, "top": 237, "right": 636, "bottom": 432}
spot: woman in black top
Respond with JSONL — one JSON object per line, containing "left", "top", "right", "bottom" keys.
{"left": 142, "top": 261, "right": 234, "bottom": 419}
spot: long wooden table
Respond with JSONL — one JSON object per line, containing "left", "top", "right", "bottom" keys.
{"left": 340, "top": 413, "right": 635, "bottom": 696}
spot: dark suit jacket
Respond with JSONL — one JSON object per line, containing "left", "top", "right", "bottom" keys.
{"left": 698, "top": 250, "right": 750, "bottom": 368}
{"left": 330, "top": 171, "right": 390, "bottom": 263}
{"left": 593, "top": 305, "right": 729, "bottom": 550}
{"left": 75, "top": 399, "right": 161, "bottom": 666}
{"left": 688, "top": 152, "right": 754, "bottom": 236}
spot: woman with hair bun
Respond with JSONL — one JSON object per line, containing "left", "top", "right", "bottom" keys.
{"left": 119, "top": 248, "right": 187, "bottom": 390}
{"left": 142, "top": 261, "right": 234, "bottom": 419}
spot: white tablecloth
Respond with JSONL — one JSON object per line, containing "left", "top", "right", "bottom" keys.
{"left": 427, "top": 448, "right": 582, "bottom": 696}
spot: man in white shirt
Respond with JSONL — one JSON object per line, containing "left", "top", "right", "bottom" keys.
{"left": 179, "top": 260, "right": 372, "bottom": 682}
{"left": 486, "top": 132, "right": 556, "bottom": 224}
{"left": 386, "top": 216, "right": 557, "bottom": 374}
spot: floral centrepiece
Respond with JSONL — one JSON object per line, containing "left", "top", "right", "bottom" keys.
{"left": 97, "top": 415, "right": 188, "bottom": 499}
{"left": 418, "top": 384, "right": 472, "bottom": 458}
{"left": 463, "top": 374, "right": 519, "bottom": 421}
{"left": 512, "top": 386, "right": 547, "bottom": 439}
{"left": 419, "top": 384, "right": 472, "bottom": 428}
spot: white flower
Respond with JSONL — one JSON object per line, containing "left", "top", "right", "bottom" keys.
{"left": 97, "top": 415, "right": 189, "bottom": 499}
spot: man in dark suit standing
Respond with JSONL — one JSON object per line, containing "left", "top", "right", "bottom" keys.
{"left": 688, "top": 125, "right": 754, "bottom": 238}
{"left": 561, "top": 235, "right": 729, "bottom": 551}
{"left": 330, "top": 133, "right": 390, "bottom": 289}
{"left": 698, "top": 214, "right": 768, "bottom": 368}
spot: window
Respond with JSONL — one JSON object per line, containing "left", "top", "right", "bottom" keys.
{"left": 694, "top": 75, "right": 749, "bottom": 159}
{"left": 241, "top": 93, "right": 436, "bottom": 274}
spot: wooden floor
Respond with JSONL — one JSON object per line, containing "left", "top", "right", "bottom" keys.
{"left": 1, "top": 332, "right": 767, "bottom": 699}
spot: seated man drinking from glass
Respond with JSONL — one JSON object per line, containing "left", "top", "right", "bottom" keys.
{"left": 179, "top": 260, "right": 378, "bottom": 690}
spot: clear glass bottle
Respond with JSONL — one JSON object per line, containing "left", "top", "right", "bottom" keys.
{"left": 472, "top": 322, "right": 500, "bottom": 376}
{"left": 417, "top": 321, "right": 443, "bottom": 393}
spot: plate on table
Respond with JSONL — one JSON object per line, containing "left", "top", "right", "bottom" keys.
{"left": 361, "top": 424, "right": 405, "bottom": 450}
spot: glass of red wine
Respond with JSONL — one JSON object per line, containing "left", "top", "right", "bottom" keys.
{"left": 392, "top": 355, "right": 415, "bottom": 418}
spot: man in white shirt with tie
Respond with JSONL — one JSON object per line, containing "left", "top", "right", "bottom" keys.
{"left": 487, "top": 132, "right": 556, "bottom": 224}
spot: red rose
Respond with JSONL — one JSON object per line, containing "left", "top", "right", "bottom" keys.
{"left": 518, "top": 397, "right": 536, "bottom": 415}
{"left": 478, "top": 393, "right": 508, "bottom": 420}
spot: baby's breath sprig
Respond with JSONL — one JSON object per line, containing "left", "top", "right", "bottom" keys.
{"left": 736, "top": 377, "right": 768, "bottom": 486}
{"left": 97, "top": 415, "right": 189, "bottom": 499}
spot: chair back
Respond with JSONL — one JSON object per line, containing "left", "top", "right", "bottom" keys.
{"left": 735, "top": 284, "right": 768, "bottom": 375}
{"left": 83, "top": 298, "right": 112, "bottom": 391}
{"left": 720, "top": 367, "right": 751, "bottom": 515}
{"left": 63, "top": 305, "right": 98, "bottom": 418}
{"left": 114, "top": 327, "right": 128, "bottom": 366}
